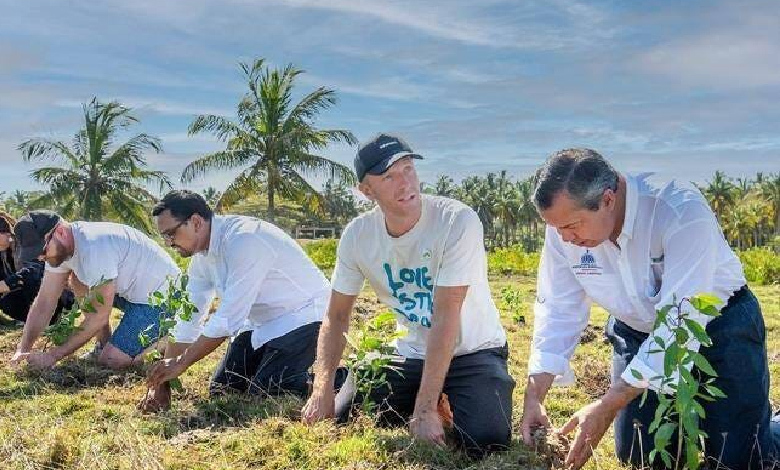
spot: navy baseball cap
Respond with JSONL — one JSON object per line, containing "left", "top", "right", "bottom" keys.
{"left": 14, "top": 210, "right": 61, "bottom": 263}
{"left": 354, "top": 133, "right": 423, "bottom": 181}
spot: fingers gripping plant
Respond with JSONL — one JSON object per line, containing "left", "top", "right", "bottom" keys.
{"left": 631, "top": 293, "right": 726, "bottom": 470}
{"left": 139, "top": 274, "right": 198, "bottom": 392}
{"left": 344, "top": 311, "right": 406, "bottom": 415}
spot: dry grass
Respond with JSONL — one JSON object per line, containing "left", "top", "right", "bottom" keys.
{"left": 0, "top": 278, "right": 777, "bottom": 469}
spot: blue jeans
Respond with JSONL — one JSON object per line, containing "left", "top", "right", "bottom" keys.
{"left": 607, "top": 286, "right": 778, "bottom": 469}
{"left": 110, "top": 296, "right": 168, "bottom": 358}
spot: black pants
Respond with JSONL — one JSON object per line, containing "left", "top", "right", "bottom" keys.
{"left": 210, "top": 322, "right": 321, "bottom": 397}
{"left": 0, "top": 289, "right": 73, "bottom": 324}
{"left": 336, "top": 344, "right": 516, "bottom": 457}
{"left": 608, "top": 286, "right": 778, "bottom": 469}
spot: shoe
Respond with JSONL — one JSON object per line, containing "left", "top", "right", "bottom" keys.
{"left": 79, "top": 342, "right": 103, "bottom": 361}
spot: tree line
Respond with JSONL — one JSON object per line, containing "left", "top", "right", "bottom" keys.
{"left": 1, "top": 57, "right": 778, "bottom": 253}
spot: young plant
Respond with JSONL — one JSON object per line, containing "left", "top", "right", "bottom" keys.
{"left": 43, "top": 278, "right": 110, "bottom": 348}
{"left": 500, "top": 285, "right": 526, "bottom": 324}
{"left": 631, "top": 293, "right": 726, "bottom": 470}
{"left": 344, "top": 311, "right": 406, "bottom": 415}
{"left": 139, "top": 274, "right": 198, "bottom": 392}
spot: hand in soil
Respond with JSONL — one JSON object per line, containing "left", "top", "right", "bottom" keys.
{"left": 138, "top": 382, "right": 172, "bottom": 413}
{"left": 530, "top": 425, "right": 570, "bottom": 469}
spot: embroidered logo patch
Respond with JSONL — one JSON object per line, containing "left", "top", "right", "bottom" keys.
{"left": 422, "top": 248, "right": 432, "bottom": 260}
{"left": 572, "top": 249, "right": 603, "bottom": 276}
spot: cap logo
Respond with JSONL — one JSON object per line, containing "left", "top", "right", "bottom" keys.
{"left": 379, "top": 141, "right": 396, "bottom": 149}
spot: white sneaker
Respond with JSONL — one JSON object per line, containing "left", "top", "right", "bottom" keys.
{"left": 79, "top": 342, "right": 104, "bottom": 361}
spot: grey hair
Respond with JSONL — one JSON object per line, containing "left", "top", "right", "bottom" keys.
{"left": 533, "top": 148, "right": 619, "bottom": 212}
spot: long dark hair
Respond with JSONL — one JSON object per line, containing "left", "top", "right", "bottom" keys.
{"left": 0, "top": 211, "right": 17, "bottom": 276}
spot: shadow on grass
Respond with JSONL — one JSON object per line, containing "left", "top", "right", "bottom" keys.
{"left": 1, "top": 359, "right": 147, "bottom": 401}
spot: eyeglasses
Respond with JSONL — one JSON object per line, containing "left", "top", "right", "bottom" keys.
{"left": 160, "top": 218, "right": 189, "bottom": 242}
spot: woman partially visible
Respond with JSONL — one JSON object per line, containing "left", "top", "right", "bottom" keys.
{"left": 0, "top": 211, "right": 74, "bottom": 323}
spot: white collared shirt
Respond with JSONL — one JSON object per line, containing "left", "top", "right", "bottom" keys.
{"left": 172, "top": 215, "right": 330, "bottom": 349}
{"left": 528, "top": 173, "right": 746, "bottom": 392}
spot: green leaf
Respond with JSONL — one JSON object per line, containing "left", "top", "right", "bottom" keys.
{"left": 683, "top": 319, "right": 712, "bottom": 346}
{"left": 691, "top": 352, "right": 717, "bottom": 376}
{"left": 705, "top": 384, "right": 727, "bottom": 398}
{"left": 630, "top": 369, "right": 644, "bottom": 381}
{"left": 169, "top": 378, "right": 183, "bottom": 392}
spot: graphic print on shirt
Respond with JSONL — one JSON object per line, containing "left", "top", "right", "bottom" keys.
{"left": 383, "top": 262, "right": 433, "bottom": 328}
{"left": 572, "top": 249, "right": 604, "bottom": 276}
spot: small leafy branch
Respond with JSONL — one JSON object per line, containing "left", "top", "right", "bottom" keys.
{"left": 500, "top": 285, "right": 526, "bottom": 324}
{"left": 631, "top": 293, "right": 726, "bottom": 470}
{"left": 344, "top": 311, "right": 406, "bottom": 415}
{"left": 43, "top": 278, "right": 110, "bottom": 348}
{"left": 139, "top": 274, "right": 198, "bottom": 392}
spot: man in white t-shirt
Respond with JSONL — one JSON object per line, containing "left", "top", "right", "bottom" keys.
{"left": 302, "top": 133, "right": 514, "bottom": 456}
{"left": 521, "top": 148, "right": 778, "bottom": 469}
{"left": 141, "top": 191, "right": 330, "bottom": 412}
{"left": 10, "top": 213, "right": 180, "bottom": 370}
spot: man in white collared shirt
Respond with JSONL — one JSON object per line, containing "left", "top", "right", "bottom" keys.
{"left": 520, "top": 148, "right": 777, "bottom": 469}
{"left": 140, "top": 191, "right": 329, "bottom": 412}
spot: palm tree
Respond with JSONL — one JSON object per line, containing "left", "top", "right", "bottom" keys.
{"left": 701, "top": 171, "right": 735, "bottom": 224}
{"left": 18, "top": 98, "right": 170, "bottom": 232}
{"left": 761, "top": 173, "right": 780, "bottom": 237}
{"left": 182, "top": 58, "right": 357, "bottom": 222}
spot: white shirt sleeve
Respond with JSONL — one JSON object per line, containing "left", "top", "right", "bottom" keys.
{"left": 330, "top": 221, "right": 365, "bottom": 296}
{"left": 200, "top": 233, "right": 277, "bottom": 339}
{"left": 171, "top": 257, "right": 215, "bottom": 344}
{"left": 528, "top": 226, "right": 591, "bottom": 385}
{"left": 622, "top": 216, "right": 724, "bottom": 393}
{"left": 436, "top": 209, "right": 484, "bottom": 286}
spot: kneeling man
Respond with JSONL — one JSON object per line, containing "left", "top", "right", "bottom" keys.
{"left": 302, "top": 134, "right": 515, "bottom": 457}
{"left": 11, "top": 212, "right": 180, "bottom": 369}
{"left": 142, "top": 191, "right": 330, "bottom": 411}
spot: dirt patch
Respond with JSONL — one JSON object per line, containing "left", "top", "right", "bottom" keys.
{"left": 575, "top": 356, "right": 611, "bottom": 400}
{"left": 529, "top": 425, "right": 570, "bottom": 469}
{"left": 579, "top": 324, "right": 605, "bottom": 344}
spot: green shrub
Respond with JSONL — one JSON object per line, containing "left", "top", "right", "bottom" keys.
{"left": 738, "top": 248, "right": 780, "bottom": 285}
{"left": 487, "top": 245, "right": 540, "bottom": 276}
{"left": 302, "top": 239, "right": 338, "bottom": 271}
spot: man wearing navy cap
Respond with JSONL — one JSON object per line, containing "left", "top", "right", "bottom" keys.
{"left": 302, "top": 133, "right": 514, "bottom": 457}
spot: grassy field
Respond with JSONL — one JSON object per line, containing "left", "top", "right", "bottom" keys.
{"left": 0, "top": 276, "right": 778, "bottom": 470}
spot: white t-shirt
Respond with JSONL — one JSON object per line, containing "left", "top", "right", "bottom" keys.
{"left": 47, "top": 222, "right": 180, "bottom": 304}
{"left": 331, "top": 194, "right": 506, "bottom": 359}
{"left": 172, "top": 215, "right": 330, "bottom": 348}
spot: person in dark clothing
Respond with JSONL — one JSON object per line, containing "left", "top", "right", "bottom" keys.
{"left": 0, "top": 211, "right": 74, "bottom": 324}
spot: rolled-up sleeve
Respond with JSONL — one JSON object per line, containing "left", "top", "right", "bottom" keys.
{"left": 622, "top": 217, "right": 723, "bottom": 393}
{"left": 201, "top": 233, "right": 276, "bottom": 339}
{"left": 528, "top": 226, "right": 590, "bottom": 385}
{"left": 171, "top": 257, "right": 214, "bottom": 344}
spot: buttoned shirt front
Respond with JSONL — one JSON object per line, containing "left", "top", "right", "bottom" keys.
{"left": 529, "top": 173, "right": 746, "bottom": 392}
{"left": 172, "top": 215, "right": 330, "bottom": 349}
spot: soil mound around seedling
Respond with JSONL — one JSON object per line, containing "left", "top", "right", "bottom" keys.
{"left": 529, "top": 425, "right": 570, "bottom": 469}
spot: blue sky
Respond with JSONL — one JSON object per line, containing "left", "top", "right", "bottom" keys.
{"left": 1, "top": 0, "right": 778, "bottom": 194}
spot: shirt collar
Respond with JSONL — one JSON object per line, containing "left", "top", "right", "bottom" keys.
{"left": 206, "top": 215, "right": 226, "bottom": 256}
{"left": 618, "top": 174, "right": 639, "bottom": 242}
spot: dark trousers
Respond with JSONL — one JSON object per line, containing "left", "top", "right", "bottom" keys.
{"left": 0, "top": 289, "right": 73, "bottom": 324}
{"left": 336, "top": 344, "right": 516, "bottom": 457}
{"left": 607, "top": 286, "right": 778, "bottom": 469}
{"left": 210, "top": 322, "right": 321, "bottom": 397}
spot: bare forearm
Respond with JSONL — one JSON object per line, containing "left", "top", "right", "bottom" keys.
{"left": 50, "top": 310, "right": 110, "bottom": 360}
{"left": 164, "top": 341, "right": 190, "bottom": 360}
{"left": 18, "top": 298, "right": 58, "bottom": 352}
{"left": 601, "top": 378, "right": 642, "bottom": 410}
{"left": 178, "top": 336, "right": 225, "bottom": 370}
{"left": 312, "top": 310, "right": 350, "bottom": 391}
{"left": 525, "top": 373, "right": 556, "bottom": 403}
{"left": 415, "top": 313, "right": 459, "bottom": 413}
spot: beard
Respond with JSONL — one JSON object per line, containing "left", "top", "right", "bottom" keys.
{"left": 46, "top": 240, "right": 71, "bottom": 267}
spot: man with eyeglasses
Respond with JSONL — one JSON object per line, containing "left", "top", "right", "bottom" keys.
{"left": 9, "top": 212, "right": 180, "bottom": 370}
{"left": 140, "top": 190, "right": 330, "bottom": 412}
